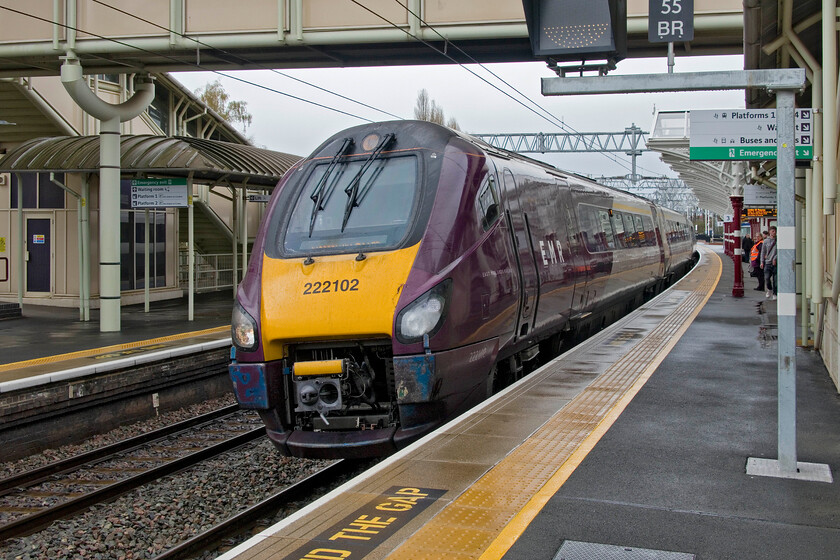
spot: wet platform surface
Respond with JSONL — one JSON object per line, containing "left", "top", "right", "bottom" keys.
{"left": 0, "top": 291, "right": 233, "bottom": 386}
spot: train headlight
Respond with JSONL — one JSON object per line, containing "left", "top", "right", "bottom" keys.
{"left": 396, "top": 279, "right": 452, "bottom": 344}
{"left": 231, "top": 302, "right": 258, "bottom": 351}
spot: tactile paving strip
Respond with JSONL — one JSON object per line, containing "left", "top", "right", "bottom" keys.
{"left": 389, "top": 249, "right": 721, "bottom": 560}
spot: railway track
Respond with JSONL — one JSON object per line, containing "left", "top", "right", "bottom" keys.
{"left": 0, "top": 405, "right": 263, "bottom": 540}
{"left": 152, "top": 459, "right": 359, "bottom": 560}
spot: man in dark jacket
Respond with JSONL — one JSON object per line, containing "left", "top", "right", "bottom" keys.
{"left": 741, "top": 234, "right": 753, "bottom": 263}
{"left": 760, "top": 226, "right": 777, "bottom": 299}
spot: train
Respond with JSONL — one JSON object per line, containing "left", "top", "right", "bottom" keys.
{"left": 228, "top": 120, "right": 696, "bottom": 459}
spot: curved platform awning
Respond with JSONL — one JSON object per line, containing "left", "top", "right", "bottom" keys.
{"left": 647, "top": 111, "right": 743, "bottom": 216}
{"left": 0, "top": 135, "right": 301, "bottom": 187}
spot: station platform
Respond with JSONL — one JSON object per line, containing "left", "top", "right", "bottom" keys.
{"left": 218, "top": 244, "right": 840, "bottom": 560}
{"left": 0, "top": 290, "right": 233, "bottom": 389}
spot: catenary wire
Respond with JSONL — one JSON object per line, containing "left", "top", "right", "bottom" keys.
{"left": 344, "top": 0, "right": 642, "bottom": 176}
{"left": 0, "top": 4, "right": 377, "bottom": 124}
{"left": 391, "top": 0, "right": 662, "bottom": 178}
{"left": 90, "top": 0, "right": 405, "bottom": 122}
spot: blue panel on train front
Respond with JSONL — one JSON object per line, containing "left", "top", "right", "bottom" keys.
{"left": 229, "top": 363, "right": 270, "bottom": 408}
{"left": 394, "top": 355, "right": 436, "bottom": 402}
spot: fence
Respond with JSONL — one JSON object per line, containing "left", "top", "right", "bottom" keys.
{"left": 178, "top": 252, "right": 236, "bottom": 292}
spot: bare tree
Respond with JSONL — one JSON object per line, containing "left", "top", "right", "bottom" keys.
{"left": 413, "top": 89, "right": 459, "bottom": 131}
{"left": 195, "top": 79, "right": 253, "bottom": 132}
{"left": 414, "top": 88, "right": 432, "bottom": 121}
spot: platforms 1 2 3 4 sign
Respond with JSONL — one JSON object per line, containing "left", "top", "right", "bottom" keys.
{"left": 689, "top": 109, "right": 813, "bottom": 161}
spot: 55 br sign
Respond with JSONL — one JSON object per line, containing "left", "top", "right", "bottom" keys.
{"left": 649, "top": 0, "right": 694, "bottom": 43}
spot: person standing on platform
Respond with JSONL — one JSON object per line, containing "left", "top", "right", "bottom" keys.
{"left": 760, "top": 226, "right": 777, "bottom": 300}
{"left": 749, "top": 233, "right": 764, "bottom": 291}
{"left": 741, "top": 233, "right": 753, "bottom": 263}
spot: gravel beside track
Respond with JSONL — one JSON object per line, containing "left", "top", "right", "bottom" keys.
{"left": 0, "top": 396, "right": 337, "bottom": 560}
{"left": 0, "top": 396, "right": 240, "bottom": 480}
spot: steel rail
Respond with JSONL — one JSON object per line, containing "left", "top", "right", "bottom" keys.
{"left": 151, "top": 460, "right": 360, "bottom": 560}
{"left": 0, "top": 404, "right": 241, "bottom": 495}
{"left": 0, "top": 427, "right": 265, "bottom": 541}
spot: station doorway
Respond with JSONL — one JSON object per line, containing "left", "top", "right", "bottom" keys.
{"left": 25, "top": 216, "right": 51, "bottom": 294}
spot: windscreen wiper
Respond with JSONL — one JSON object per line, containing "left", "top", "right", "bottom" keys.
{"left": 309, "top": 137, "right": 354, "bottom": 236}
{"left": 341, "top": 133, "right": 395, "bottom": 232}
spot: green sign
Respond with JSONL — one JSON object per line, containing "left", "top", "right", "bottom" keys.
{"left": 690, "top": 145, "right": 813, "bottom": 161}
{"left": 131, "top": 178, "right": 187, "bottom": 187}
{"left": 689, "top": 109, "right": 813, "bottom": 161}
{"left": 130, "top": 178, "right": 189, "bottom": 208}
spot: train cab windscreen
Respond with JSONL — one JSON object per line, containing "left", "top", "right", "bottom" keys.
{"left": 281, "top": 155, "right": 420, "bottom": 256}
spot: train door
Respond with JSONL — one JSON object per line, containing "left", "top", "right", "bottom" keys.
{"left": 564, "top": 194, "right": 590, "bottom": 318}
{"left": 501, "top": 168, "right": 540, "bottom": 338}
{"left": 25, "top": 217, "right": 52, "bottom": 294}
{"left": 555, "top": 187, "right": 586, "bottom": 320}
{"left": 653, "top": 206, "right": 669, "bottom": 278}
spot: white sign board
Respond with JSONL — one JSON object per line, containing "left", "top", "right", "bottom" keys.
{"left": 744, "top": 183, "right": 778, "bottom": 206}
{"left": 130, "top": 178, "right": 189, "bottom": 208}
{"left": 689, "top": 109, "right": 813, "bottom": 160}
{"left": 247, "top": 194, "right": 271, "bottom": 203}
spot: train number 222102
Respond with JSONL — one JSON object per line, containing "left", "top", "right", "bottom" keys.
{"left": 303, "top": 279, "right": 360, "bottom": 295}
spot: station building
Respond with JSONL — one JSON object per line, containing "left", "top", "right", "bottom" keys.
{"left": 0, "top": 72, "right": 299, "bottom": 313}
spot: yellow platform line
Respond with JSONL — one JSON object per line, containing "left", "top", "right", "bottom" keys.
{"left": 388, "top": 249, "right": 722, "bottom": 560}
{"left": 0, "top": 325, "right": 230, "bottom": 374}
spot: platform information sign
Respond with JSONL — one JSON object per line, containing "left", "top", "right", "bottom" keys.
{"left": 745, "top": 183, "right": 777, "bottom": 206}
{"left": 648, "top": 0, "right": 694, "bottom": 43}
{"left": 130, "top": 178, "right": 189, "bottom": 208}
{"left": 689, "top": 109, "right": 813, "bottom": 160}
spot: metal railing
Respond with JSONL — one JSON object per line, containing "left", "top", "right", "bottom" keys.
{"left": 178, "top": 252, "right": 235, "bottom": 292}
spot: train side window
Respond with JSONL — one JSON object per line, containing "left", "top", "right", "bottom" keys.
{"left": 642, "top": 216, "right": 656, "bottom": 246}
{"left": 475, "top": 175, "right": 500, "bottom": 231}
{"left": 633, "top": 215, "right": 647, "bottom": 245}
{"left": 596, "top": 209, "right": 616, "bottom": 249}
{"left": 611, "top": 211, "right": 626, "bottom": 248}
{"left": 578, "top": 204, "right": 599, "bottom": 253}
{"left": 622, "top": 213, "right": 638, "bottom": 247}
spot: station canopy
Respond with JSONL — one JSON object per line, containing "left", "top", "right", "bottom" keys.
{"left": 647, "top": 111, "right": 741, "bottom": 216}
{"left": 0, "top": 135, "right": 300, "bottom": 187}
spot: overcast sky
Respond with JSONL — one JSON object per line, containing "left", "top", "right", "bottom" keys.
{"left": 173, "top": 54, "right": 744, "bottom": 180}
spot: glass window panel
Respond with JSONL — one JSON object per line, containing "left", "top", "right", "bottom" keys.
{"left": 148, "top": 88, "right": 170, "bottom": 134}
{"left": 283, "top": 156, "right": 419, "bottom": 255}
{"left": 596, "top": 209, "right": 615, "bottom": 249}
{"left": 120, "top": 211, "right": 134, "bottom": 290}
{"left": 612, "top": 211, "right": 626, "bottom": 248}
{"left": 155, "top": 212, "right": 167, "bottom": 287}
{"left": 10, "top": 173, "right": 37, "bottom": 208}
{"left": 38, "top": 173, "right": 65, "bottom": 209}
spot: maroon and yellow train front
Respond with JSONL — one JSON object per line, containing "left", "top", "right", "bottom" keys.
{"left": 229, "top": 121, "right": 486, "bottom": 458}
{"left": 228, "top": 120, "right": 696, "bottom": 459}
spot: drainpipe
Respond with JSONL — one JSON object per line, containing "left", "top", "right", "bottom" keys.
{"left": 823, "top": 0, "right": 837, "bottom": 214}
{"left": 81, "top": 174, "right": 91, "bottom": 321}
{"left": 15, "top": 174, "right": 23, "bottom": 309}
{"left": 60, "top": 55, "right": 154, "bottom": 332}
{"left": 50, "top": 173, "right": 84, "bottom": 321}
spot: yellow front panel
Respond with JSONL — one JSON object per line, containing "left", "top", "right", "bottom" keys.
{"left": 260, "top": 244, "right": 421, "bottom": 360}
